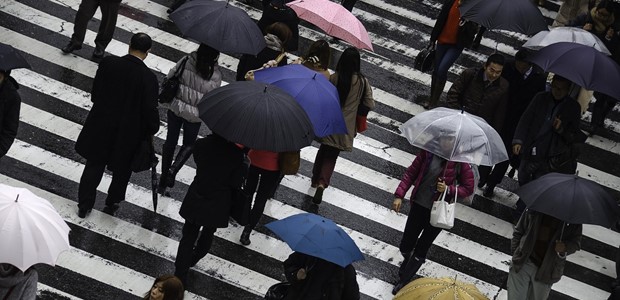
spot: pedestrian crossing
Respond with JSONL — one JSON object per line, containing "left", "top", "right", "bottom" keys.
{"left": 1, "top": 0, "right": 619, "bottom": 299}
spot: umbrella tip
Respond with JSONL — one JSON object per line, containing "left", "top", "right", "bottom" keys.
{"left": 15, "top": 194, "right": 19, "bottom": 202}
{"left": 264, "top": 86, "right": 267, "bottom": 93}
{"left": 313, "top": 73, "right": 317, "bottom": 79}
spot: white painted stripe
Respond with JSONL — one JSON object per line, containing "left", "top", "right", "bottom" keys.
{"left": 38, "top": 283, "right": 82, "bottom": 300}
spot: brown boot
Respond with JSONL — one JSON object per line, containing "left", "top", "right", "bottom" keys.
{"left": 428, "top": 78, "right": 447, "bottom": 108}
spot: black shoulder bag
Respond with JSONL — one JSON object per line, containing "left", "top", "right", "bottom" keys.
{"left": 158, "top": 56, "right": 189, "bottom": 104}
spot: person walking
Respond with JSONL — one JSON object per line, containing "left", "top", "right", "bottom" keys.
{"left": 257, "top": 0, "right": 300, "bottom": 52}
{"left": 297, "top": 39, "right": 332, "bottom": 78}
{"left": 0, "top": 264, "right": 37, "bottom": 300}
{"left": 311, "top": 47, "right": 375, "bottom": 204}
{"left": 236, "top": 22, "right": 291, "bottom": 81}
{"left": 61, "top": 0, "right": 121, "bottom": 58}
{"left": 173, "top": 133, "right": 247, "bottom": 285}
{"left": 0, "top": 70, "right": 21, "bottom": 160}
{"left": 74, "top": 33, "right": 160, "bottom": 218}
{"left": 391, "top": 145, "right": 474, "bottom": 294}
{"left": 143, "top": 275, "right": 184, "bottom": 300}
{"left": 478, "top": 50, "right": 546, "bottom": 197}
{"left": 507, "top": 210, "right": 582, "bottom": 300}
{"left": 158, "top": 44, "right": 222, "bottom": 196}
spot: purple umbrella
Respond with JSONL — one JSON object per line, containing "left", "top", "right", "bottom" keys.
{"left": 527, "top": 42, "right": 620, "bottom": 99}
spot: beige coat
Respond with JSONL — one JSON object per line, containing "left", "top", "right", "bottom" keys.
{"left": 319, "top": 73, "right": 375, "bottom": 152}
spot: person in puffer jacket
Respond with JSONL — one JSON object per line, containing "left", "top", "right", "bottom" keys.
{"left": 159, "top": 44, "right": 222, "bottom": 195}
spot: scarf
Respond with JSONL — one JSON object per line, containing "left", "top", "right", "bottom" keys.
{"left": 264, "top": 34, "right": 284, "bottom": 52}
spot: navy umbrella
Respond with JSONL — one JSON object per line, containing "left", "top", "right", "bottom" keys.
{"left": 254, "top": 64, "right": 347, "bottom": 138}
{"left": 198, "top": 81, "right": 314, "bottom": 152}
{"left": 0, "top": 43, "right": 30, "bottom": 71}
{"left": 266, "top": 213, "right": 365, "bottom": 267}
{"left": 169, "top": 0, "right": 266, "bottom": 55}
{"left": 516, "top": 173, "right": 620, "bottom": 227}
{"left": 527, "top": 42, "right": 620, "bottom": 99}
{"left": 459, "top": 0, "right": 548, "bottom": 36}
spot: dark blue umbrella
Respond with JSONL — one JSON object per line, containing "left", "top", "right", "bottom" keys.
{"left": 169, "top": 0, "right": 266, "bottom": 55}
{"left": 265, "top": 213, "right": 364, "bottom": 267}
{"left": 459, "top": 0, "right": 548, "bottom": 36}
{"left": 0, "top": 43, "right": 30, "bottom": 71}
{"left": 527, "top": 42, "right": 620, "bottom": 99}
{"left": 254, "top": 64, "right": 347, "bottom": 137}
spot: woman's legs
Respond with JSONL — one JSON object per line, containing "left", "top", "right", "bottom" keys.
{"left": 241, "top": 167, "right": 281, "bottom": 245}
{"left": 428, "top": 44, "right": 463, "bottom": 108}
{"left": 311, "top": 144, "right": 341, "bottom": 204}
{"left": 160, "top": 110, "right": 182, "bottom": 193}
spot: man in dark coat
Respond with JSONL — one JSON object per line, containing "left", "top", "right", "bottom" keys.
{"left": 61, "top": 0, "right": 121, "bottom": 58}
{"left": 0, "top": 70, "right": 21, "bottom": 159}
{"left": 75, "top": 33, "right": 159, "bottom": 218}
{"left": 174, "top": 133, "right": 247, "bottom": 284}
{"left": 478, "top": 49, "right": 546, "bottom": 197}
{"left": 445, "top": 53, "right": 509, "bottom": 188}
{"left": 512, "top": 75, "right": 583, "bottom": 221}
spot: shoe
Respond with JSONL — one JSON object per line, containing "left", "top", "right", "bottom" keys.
{"left": 312, "top": 185, "right": 325, "bottom": 204}
{"left": 240, "top": 228, "right": 252, "bottom": 246}
{"left": 61, "top": 41, "right": 82, "bottom": 54}
{"left": 103, "top": 203, "right": 120, "bottom": 215}
{"left": 77, "top": 208, "right": 91, "bottom": 218}
{"left": 92, "top": 47, "right": 105, "bottom": 58}
{"left": 483, "top": 186, "right": 494, "bottom": 198}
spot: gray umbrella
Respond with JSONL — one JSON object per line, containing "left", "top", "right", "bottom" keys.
{"left": 459, "top": 0, "right": 548, "bottom": 36}
{"left": 516, "top": 173, "right": 620, "bottom": 227}
{"left": 198, "top": 81, "right": 314, "bottom": 152}
{"left": 169, "top": 0, "right": 266, "bottom": 55}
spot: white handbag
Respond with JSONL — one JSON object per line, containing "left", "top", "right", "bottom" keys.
{"left": 430, "top": 187, "right": 456, "bottom": 229}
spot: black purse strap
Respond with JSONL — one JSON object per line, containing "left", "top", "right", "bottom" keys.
{"left": 172, "top": 56, "right": 189, "bottom": 79}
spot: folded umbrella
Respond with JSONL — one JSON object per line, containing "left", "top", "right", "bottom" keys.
{"left": 265, "top": 213, "right": 364, "bottom": 267}
{"left": 394, "top": 277, "right": 489, "bottom": 300}
{"left": 516, "top": 173, "right": 620, "bottom": 227}
{"left": 170, "top": 0, "right": 266, "bottom": 55}
{"left": 286, "top": 0, "right": 373, "bottom": 51}
{"left": 254, "top": 64, "right": 347, "bottom": 137}
{"left": 0, "top": 43, "right": 30, "bottom": 71}
{"left": 459, "top": 0, "right": 548, "bottom": 36}
{"left": 400, "top": 107, "right": 508, "bottom": 166}
{"left": 0, "top": 184, "right": 71, "bottom": 271}
{"left": 527, "top": 42, "right": 620, "bottom": 99}
{"left": 523, "top": 27, "right": 611, "bottom": 55}
{"left": 198, "top": 81, "right": 314, "bottom": 152}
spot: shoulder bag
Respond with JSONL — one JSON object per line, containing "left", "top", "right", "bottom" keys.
{"left": 429, "top": 187, "right": 456, "bottom": 229}
{"left": 414, "top": 43, "right": 435, "bottom": 73}
{"left": 158, "top": 56, "right": 189, "bottom": 104}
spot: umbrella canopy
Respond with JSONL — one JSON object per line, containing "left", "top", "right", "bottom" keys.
{"left": 523, "top": 27, "right": 611, "bottom": 55}
{"left": 0, "top": 184, "right": 71, "bottom": 271}
{"left": 516, "top": 173, "right": 620, "bottom": 227}
{"left": 399, "top": 107, "right": 508, "bottom": 166}
{"left": 169, "top": 0, "right": 266, "bottom": 55}
{"left": 394, "top": 277, "right": 489, "bottom": 300}
{"left": 459, "top": 0, "right": 548, "bottom": 36}
{"left": 286, "top": 0, "right": 373, "bottom": 51}
{"left": 0, "top": 43, "right": 30, "bottom": 71}
{"left": 198, "top": 81, "right": 314, "bottom": 152}
{"left": 527, "top": 42, "right": 620, "bottom": 99}
{"left": 254, "top": 64, "right": 347, "bottom": 137}
{"left": 265, "top": 213, "right": 364, "bottom": 267}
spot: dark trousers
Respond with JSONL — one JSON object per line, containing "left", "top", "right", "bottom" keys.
{"left": 341, "top": 0, "right": 357, "bottom": 11}
{"left": 245, "top": 165, "right": 281, "bottom": 229}
{"left": 163, "top": 110, "right": 201, "bottom": 153}
{"left": 77, "top": 159, "right": 132, "bottom": 210}
{"left": 399, "top": 202, "right": 442, "bottom": 259}
{"left": 483, "top": 160, "right": 511, "bottom": 188}
{"left": 591, "top": 93, "right": 617, "bottom": 128}
{"left": 174, "top": 220, "right": 217, "bottom": 277}
{"left": 71, "top": 0, "right": 120, "bottom": 50}
{"left": 311, "top": 144, "right": 341, "bottom": 188}
{"left": 433, "top": 44, "right": 464, "bottom": 82}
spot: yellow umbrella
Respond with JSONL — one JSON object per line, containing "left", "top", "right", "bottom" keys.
{"left": 393, "top": 277, "right": 489, "bottom": 300}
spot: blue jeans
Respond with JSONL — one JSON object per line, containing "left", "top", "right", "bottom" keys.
{"left": 163, "top": 110, "right": 201, "bottom": 153}
{"left": 433, "top": 43, "right": 464, "bottom": 81}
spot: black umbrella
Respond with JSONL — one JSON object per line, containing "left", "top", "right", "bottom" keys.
{"left": 149, "top": 136, "right": 159, "bottom": 212}
{"left": 459, "top": 0, "right": 548, "bottom": 36}
{"left": 198, "top": 81, "right": 315, "bottom": 152}
{"left": 169, "top": 0, "right": 266, "bottom": 55}
{"left": 516, "top": 173, "right": 620, "bottom": 227}
{"left": 0, "top": 43, "right": 30, "bottom": 71}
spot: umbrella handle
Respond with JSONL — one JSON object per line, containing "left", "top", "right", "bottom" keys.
{"left": 556, "top": 222, "right": 567, "bottom": 259}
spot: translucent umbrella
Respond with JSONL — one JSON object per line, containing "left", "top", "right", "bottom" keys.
{"left": 523, "top": 27, "right": 611, "bottom": 55}
{"left": 399, "top": 107, "right": 508, "bottom": 166}
{"left": 394, "top": 277, "right": 489, "bottom": 300}
{"left": 0, "top": 184, "right": 71, "bottom": 271}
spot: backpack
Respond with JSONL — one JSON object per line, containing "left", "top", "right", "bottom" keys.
{"left": 455, "top": 163, "right": 479, "bottom": 206}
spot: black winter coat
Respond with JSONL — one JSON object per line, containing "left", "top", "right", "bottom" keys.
{"left": 179, "top": 134, "right": 246, "bottom": 228}
{"left": 236, "top": 47, "right": 288, "bottom": 81}
{"left": 0, "top": 76, "right": 20, "bottom": 158}
{"left": 75, "top": 55, "right": 159, "bottom": 171}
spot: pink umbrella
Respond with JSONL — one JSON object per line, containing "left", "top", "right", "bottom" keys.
{"left": 286, "top": 0, "right": 373, "bottom": 51}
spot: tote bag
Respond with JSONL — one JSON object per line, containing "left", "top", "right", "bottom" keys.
{"left": 430, "top": 187, "right": 456, "bottom": 229}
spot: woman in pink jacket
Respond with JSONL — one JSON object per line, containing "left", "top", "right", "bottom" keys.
{"left": 391, "top": 147, "right": 474, "bottom": 294}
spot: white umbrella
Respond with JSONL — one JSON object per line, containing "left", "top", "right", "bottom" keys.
{"left": 400, "top": 107, "right": 508, "bottom": 166}
{"left": 523, "top": 27, "right": 611, "bottom": 55}
{"left": 0, "top": 184, "right": 70, "bottom": 271}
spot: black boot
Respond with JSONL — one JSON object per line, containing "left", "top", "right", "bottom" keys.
{"left": 415, "top": 76, "right": 435, "bottom": 108}
{"left": 166, "top": 145, "right": 193, "bottom": 188}
{"left": 240, "top": 226, "right": 252, "bottom": 246}
{"left": 158, "top": 145, "right": 174, "bottom": 195}
{"left": 428, "top": 78, "right": 447, "bottom": 108}
{"left": 398, "top": 252, "right": 411, "bottom": 278}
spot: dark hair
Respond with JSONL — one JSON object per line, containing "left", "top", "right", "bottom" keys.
{"left": 130, "top": 33, "right": 152, "bottom": 53}
{"left": 196, "top": 43, "right": 219, "bottom": 80}
{"left": 552, "top": 74, "right": 571, "bottom": 84}
{"left": 143, "top": 275, "right": 184, "bottom": 300}
{"left": 514, "top": 49, "right": 530, "bottom": 62}
{"left": 303, "top": 40, "right": 331, "bottom": 70}
{"left": 266, "top": 22, "right": 292, "bottom": 52}
{"left": 335, "top": 47, "right": 361, "bottom": 107}
{"left": 596, "top": 0, "right": 614, "bottom": 12}
{"left": 485, "top": 53, "right": 505, "bottom": 66}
